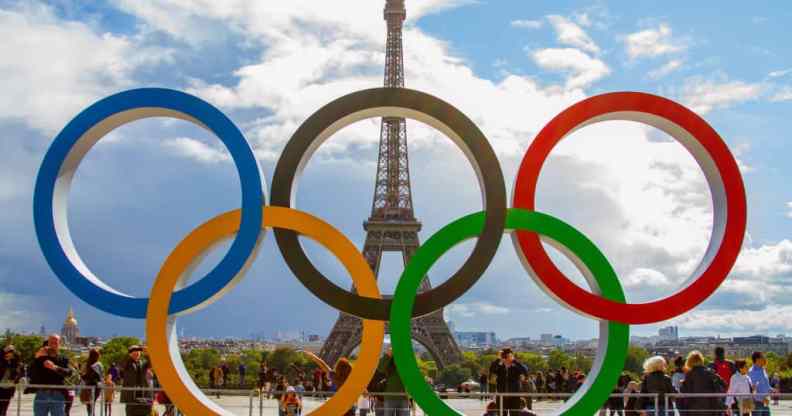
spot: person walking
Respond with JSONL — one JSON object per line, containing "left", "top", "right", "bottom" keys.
{"left": 29, "top": 335, "right": 73, "bottom": 416}
{"left": 376, "top": 348, "right": 409, "bottom": 416}
{"left": 79, "top": 348, "right": 103, "bottom": 416}
{"left": 492, "top": 348, "right": 529, "bottom": 415}
{"left": 678, "top": 350, "right": 725, "bottom": 416}
{"left": 0, "top": 346, "right": 21, "bottom": 416}
{"left": 638, "top": 356, "right": 675, "bottom": 415}
{"left": 749, "top": 351, "right": 773, "bottom": 416}
{"left": 120, "top": 345, "right": 151, "bottom": 416}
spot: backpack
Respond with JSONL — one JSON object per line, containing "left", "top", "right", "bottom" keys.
{"left": 713, "top": 360, "right": 734, "bottom": 386}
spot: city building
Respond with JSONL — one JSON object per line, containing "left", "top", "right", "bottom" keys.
{"left": 60, "top": 307, "right": 80, "bottom": 345}
{"left": 659, "top": 326, "right": 679, "bottom": 341}
{"left": 454, "top": 331, "right": 497, "bottom": 348}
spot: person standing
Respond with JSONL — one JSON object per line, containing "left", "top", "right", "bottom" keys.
{"left": 102, "top": 373, "right": 114, "bottom": 416}
{"left": 0, "top": 346, "right": 21, "bottom": 416}
{"left": 492, "top": 348, "right": 528, "bottom": 415}
{"left": 679, "top": 350, "right": 725, "bottom": 416}
{"left": 120, "top": 345, "right": 151, "bottom": 416}
{"left": 210, "top": 365, "right": 224, "bottom": 399}
{"left": 29, "top": 335, "right": 73, "bottom": 416}
{"left": 478, "top": 371, "right": 488, "bottom": 401}
{"left": 239, "top": 363, "right": 247, "bottom": 388}
{"left": 357, "top": 392, "right": 372, "bottom": 416}
{"left": 671, "top": 356, "right": 686, "bottom": 392}
{"left": 638, "top": 356, "right": 675, "bottom": 415}
{"left": 749, "top": 351, "right": 773, "bottom": 416}
{"left": 333, "top": 358, "right": 355, "bottom": 416}
{"left": 108, "top": 363, "right": 120, "bottom": 384}
{"left": 79, "top": 348, "right": 103, "bottom": 416}
{"left": 709, "top": 347, "right": 736, "bottom": 392}
{"left": 376, "top": 348, "right": 408, "bottom": 416}
{"left": 726, "top": 360, "right": 754, "bottom": 416}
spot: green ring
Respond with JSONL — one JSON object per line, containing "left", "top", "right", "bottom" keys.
{"left": 391, "top": 208, "right": 629, "bottom": 416}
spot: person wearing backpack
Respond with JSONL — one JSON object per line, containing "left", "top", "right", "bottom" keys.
{"left": 709, "top": 346, "right": 736, "bottom": 412}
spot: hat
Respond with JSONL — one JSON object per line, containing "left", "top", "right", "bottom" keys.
{"left": 127, "top": 345, "right": 144, "bottom": 353}
{"left": 286, "top": 386, "right": 296, "bottom": 393}
{"left": 2, "top": 345, "right": 15, "bottom": 354}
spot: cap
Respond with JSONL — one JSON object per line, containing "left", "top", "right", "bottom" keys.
{"left": 128, "top": 345, "right": 144, "bottom": 353}
{"left": 286, "top": 386, "right": 296, "bottom": 393}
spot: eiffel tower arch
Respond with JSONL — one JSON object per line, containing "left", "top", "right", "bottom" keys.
{"left": 319, "top": 0, "right": 462, "bottom": 369}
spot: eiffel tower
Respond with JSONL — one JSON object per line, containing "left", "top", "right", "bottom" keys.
{"left": 318, "top": 0, "right": 462, "bottom": 369}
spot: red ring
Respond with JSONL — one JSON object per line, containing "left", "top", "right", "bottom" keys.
{"left": 512, "top": 92, "right": 746, "bottom": 324}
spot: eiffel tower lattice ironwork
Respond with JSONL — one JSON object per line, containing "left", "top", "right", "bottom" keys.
{"left": 318, "top": 0, "right": 462, "bottom": 369}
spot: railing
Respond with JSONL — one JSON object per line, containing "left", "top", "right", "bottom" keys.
{"left": 20, "top": 384, "right": 792, "bottom": 415}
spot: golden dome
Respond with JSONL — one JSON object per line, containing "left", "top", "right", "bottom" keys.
{"left": 64, "top": 307, "right": 78, "bottom": 326}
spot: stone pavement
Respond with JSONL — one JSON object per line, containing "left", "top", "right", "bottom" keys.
{"left": 10, "top": 395, "right": 792, "bottom": 415}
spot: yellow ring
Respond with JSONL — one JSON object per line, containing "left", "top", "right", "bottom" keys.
{"left": 146, "top": 206, "right": 385, "bottom": 416}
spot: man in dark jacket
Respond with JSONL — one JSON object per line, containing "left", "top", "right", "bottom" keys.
{"left": 120, "top": 345, "right": 151, "bottom": 416}
{"left": 492, "top": 348, "right": 528, "bottom": 415}
{"left": 29, "top": 335, "right": 73, "bottom": 416}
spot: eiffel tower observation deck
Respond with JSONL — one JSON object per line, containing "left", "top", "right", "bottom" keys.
{"left": 319, "top": 0, "right": 462, "bottom": 368}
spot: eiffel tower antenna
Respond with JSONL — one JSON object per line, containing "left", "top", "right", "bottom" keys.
{"left": 319, "top": 0, "right": 462, "bottom": 368}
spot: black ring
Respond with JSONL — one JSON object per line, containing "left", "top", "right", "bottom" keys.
{"left": 270, "top": 87, "right": 506, "bottom": 320}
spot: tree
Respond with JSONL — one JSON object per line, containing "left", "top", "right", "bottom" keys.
{"left": 572, "top": 353, "right": 593, "bottom": 373}
{"left": 547, "top": 349, "right": 572, "bottom": 370}
{"left": 99, "top": 336, "right": 140, "bottom": 369}
{"left": 516, "top": 352, "right": 548, "bottom": 373}
{"left": 437, "top": 364, "right": 471, "bottom": 388}
{"left": 460, "top": 351, "right": 482, "bottom": 377}
{"left": 624, "top": 346, "right": 649, "bottom": 375}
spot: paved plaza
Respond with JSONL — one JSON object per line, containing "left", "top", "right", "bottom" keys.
{"left": 9, "top": 395, "right": 792, "bottom": 416}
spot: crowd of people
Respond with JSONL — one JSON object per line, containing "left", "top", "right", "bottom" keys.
{"left": 0, "top": 337, "right": 786, "bottom": 416}
{"left": 474, "top": 346, "right": 784, "bottom": 416}
{"left": 0, "top": 334, "right": 170, "bottom": 416}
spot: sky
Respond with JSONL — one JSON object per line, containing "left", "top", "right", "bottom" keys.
{"left": 1, "top": 0, "right": 792, "bottom": 342}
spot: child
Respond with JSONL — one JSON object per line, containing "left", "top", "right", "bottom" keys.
{"left": 103, "top": 373, "right": 115, "bottom": 416}
{"left": 281, "top": 386, "right": 302, "bottom": 416}
{"left": 726, "top": 360, "right": 754, "bottom": 416}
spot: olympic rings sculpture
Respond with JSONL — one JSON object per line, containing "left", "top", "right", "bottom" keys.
{"left": 34, "top": 87, "right": 746, "bottom": 416}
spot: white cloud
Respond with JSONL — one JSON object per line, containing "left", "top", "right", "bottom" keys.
{"left": 624, "top": 24, "right": 686, "bottom": 59}
{"left": 447, "top": 302, "right": 510, "bottom": 319}
{"left": 768, "top": 68, "right": 792, "bottom": 78}
{"left": 770, "top": 86, "right": 792, "bottom": 102}
{"left": 531, "top": 48, "right": 610, "bottom": 89}
{"left": 669, "top": 76, "right": 763, "bottom": 114}
{"left": 673, "top": 305, "right": 792, "bottom": 335}
{"left": 648, "top": 59, "right": 683, "bottom": 79}
{"left": 510, "top": 19, "right": 543, "bottom": 29}
{"left": 546, "top": 15, "right": 600, "bottom": 54}
{"left": 0, "top": 3, "right": 171, "bottom": 134}
{"left": 162, "top": 137, "right": 231, "bottom": 164}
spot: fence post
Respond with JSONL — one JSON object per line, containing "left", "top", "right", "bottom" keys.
{"left": 248, "top": 389, "right": 253, "bottom": 416}
{"left": 258, "top": 387, "right": 263, "bottom": 416}
{"left": 655, "top": 393, "right": 659, "bottom": 416}
{"left": 15, "top": 382, "right": 23, "bottom": 416}
{"left": 498, "top": 393, "right": 503, "bottom": 416}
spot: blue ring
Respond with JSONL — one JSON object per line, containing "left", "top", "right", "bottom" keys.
{"left": 33, "top": 88, "right": 264, "bottom": 319}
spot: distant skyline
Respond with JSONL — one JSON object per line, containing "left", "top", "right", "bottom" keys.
{"left": 2, "top": 1, "right": 792, "bottom": 341}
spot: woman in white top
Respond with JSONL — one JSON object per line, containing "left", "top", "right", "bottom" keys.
{"left": 726, "top": 360, "right": 754, "bottom": 416}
